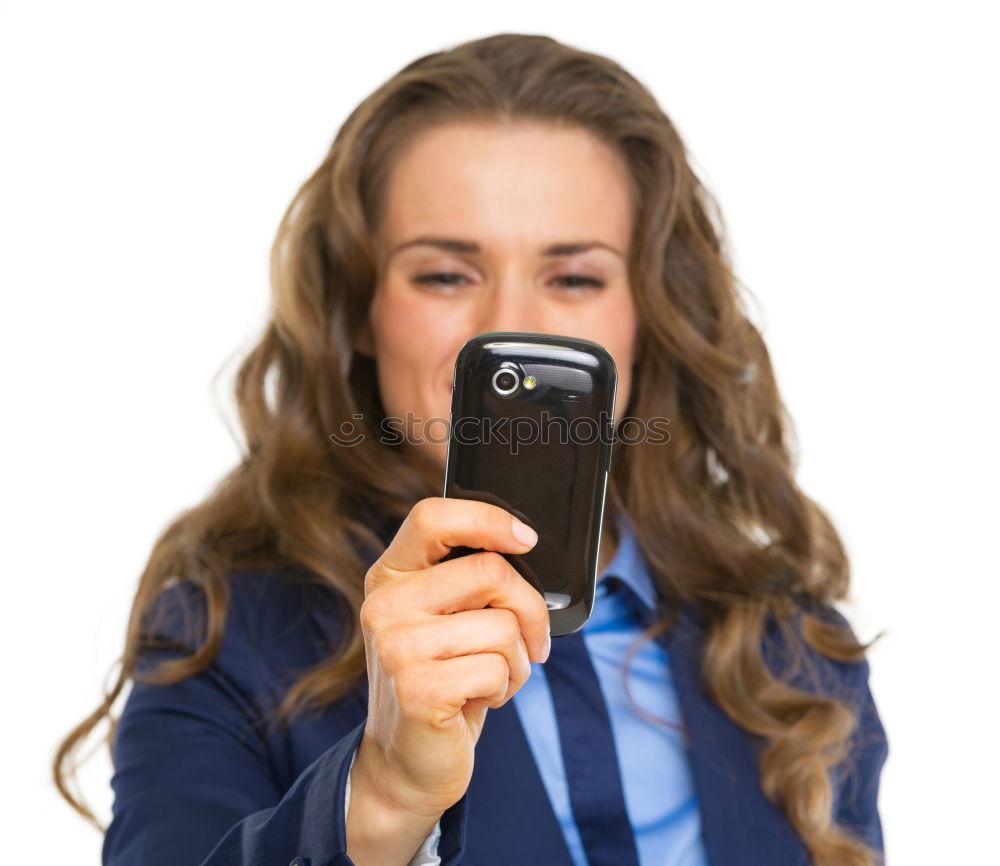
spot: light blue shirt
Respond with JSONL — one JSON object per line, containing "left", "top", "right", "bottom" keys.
{"left": 511, "top": 514, "right": 710, "bottom": 866}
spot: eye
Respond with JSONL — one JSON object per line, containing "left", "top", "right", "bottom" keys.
{"left": 413, "top": 272, "right": 471, "bottom": 290}
{"left": 552, "top": 274, "right": 605, "bottom": 290}
{"left": 412, "top": 272, "right": 606, "bottom": 292}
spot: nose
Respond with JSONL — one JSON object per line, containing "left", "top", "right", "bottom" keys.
{"left": 473, "top": 281, "right": 547, "bottom": 336}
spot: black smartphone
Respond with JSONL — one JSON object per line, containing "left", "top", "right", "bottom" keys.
{"left": 442, "top": 331, "right": 617, "bottom": 636}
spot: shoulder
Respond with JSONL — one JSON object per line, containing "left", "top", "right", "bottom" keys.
{"left": 138, "top": 568, "right": 355, "bottom": 702}
{"left": 785, "top": 598, "right": 889, "bottom": 835}
{"left": 760, "top": 595, "right": 889, "bottom": 780}
{"left": 760, "top": 594, "right": 878, "bottom": 707}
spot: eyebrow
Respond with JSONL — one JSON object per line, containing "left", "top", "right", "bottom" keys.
{"left": 389, "top": 236, "right": 625, "bottom": 259}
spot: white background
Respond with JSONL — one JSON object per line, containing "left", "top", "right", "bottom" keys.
{"left": 3, "top": 2, "right": 997, "bottom": 863}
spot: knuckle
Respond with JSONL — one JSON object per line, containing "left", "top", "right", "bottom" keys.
{"left": 360, "top": 591, "right": 403, "bottom": 645}
{"left": 358, "top": 595, "right": 381, "bottom": 632}
{"left": 512, "top": 658, "right": 531, "bottom": 687}
{"left": 487, "top": 650, "right": 510, "bottom": 683}
{"left": 474, "top": 551, "right": 509, "bottom": 588}
{"left": 363, "top": 564, "right": 381, "bottom": 597}
{"left": 410, "top": 497, "right": 443, "bottom": 533}
{"left": 495, "top": 608, "right": 521, "bottom": 644}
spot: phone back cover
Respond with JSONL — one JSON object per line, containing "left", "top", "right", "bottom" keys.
{"left": 443, "top": 332, "right": 617, "bottom": 635}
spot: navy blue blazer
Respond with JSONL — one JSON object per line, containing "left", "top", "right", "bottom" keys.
{"left": 103, "top": 546, "right": 888, "bottom": 865}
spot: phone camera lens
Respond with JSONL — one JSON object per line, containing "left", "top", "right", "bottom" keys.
{"left": 492, "top": 368, "right": 519, "bottom": 396}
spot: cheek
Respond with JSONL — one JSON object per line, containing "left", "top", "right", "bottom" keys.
{"left": 581, "top": 290, "right": 637, "bottom": 363}
{"left": 367, "top": 291, "right": 418, "bottom": 416}
{"left": 583, "top": 292, "right": 638, "bottom": 424}
{"left": 370, "top": 290, "right": 424, "bottom": 363}
{"left": 370, "top": 282, "right": 469, "bottom": 356}
{"left": 367, "top": 285, "right": 464, "bottom": 416}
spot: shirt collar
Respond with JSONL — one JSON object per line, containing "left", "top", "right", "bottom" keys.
{"left": 596, "top": 510, "right": 659, "bottom": 614}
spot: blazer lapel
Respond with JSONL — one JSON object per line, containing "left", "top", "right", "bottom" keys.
{"left": 658, "top": 603, "right": 811, "bottom": 866}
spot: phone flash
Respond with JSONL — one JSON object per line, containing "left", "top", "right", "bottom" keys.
{"left": 523, "top": 376, "right": 537, "bottom": 389}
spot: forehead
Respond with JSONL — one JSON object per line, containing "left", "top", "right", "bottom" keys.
{"left": 378, "top": 120, "right": 634, "bottom": 253}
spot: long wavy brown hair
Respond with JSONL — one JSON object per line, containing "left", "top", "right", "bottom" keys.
{"left": 55, "top": 32, "right": 883, "bottom": 866}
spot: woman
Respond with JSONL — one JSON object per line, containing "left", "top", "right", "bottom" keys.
{"left": 55, "top": 32, "right": 888, "bottom": 866}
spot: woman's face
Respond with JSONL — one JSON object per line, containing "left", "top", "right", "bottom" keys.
{"left": 362, "top": 120, "right": 638, "bottom": 472}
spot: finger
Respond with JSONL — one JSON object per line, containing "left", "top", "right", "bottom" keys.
{"left": 403, "top": 607, "right": 532, "bottom": 699}
{"left": 409, "top": 652, "right": 513, "bottom": 719}
{"left": 379, "top": 497, "right": 538, "bottom": 575}
{"left": 389, "top": 550, "right": 551, "bottom": 663}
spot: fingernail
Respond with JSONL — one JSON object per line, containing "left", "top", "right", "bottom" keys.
{"left": 542, "top": 633, "right": 551, "bottom": 663}
{"left": 512, "top": 518, "right": 538, "bottom": 547}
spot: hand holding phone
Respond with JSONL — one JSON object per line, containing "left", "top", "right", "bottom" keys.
{"left": 349, "top": 496, "right": 551, "bottom": 863}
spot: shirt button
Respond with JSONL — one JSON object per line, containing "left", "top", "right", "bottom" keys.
{"left": 288, "top": 859, "right": 309, "bottom": 866}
